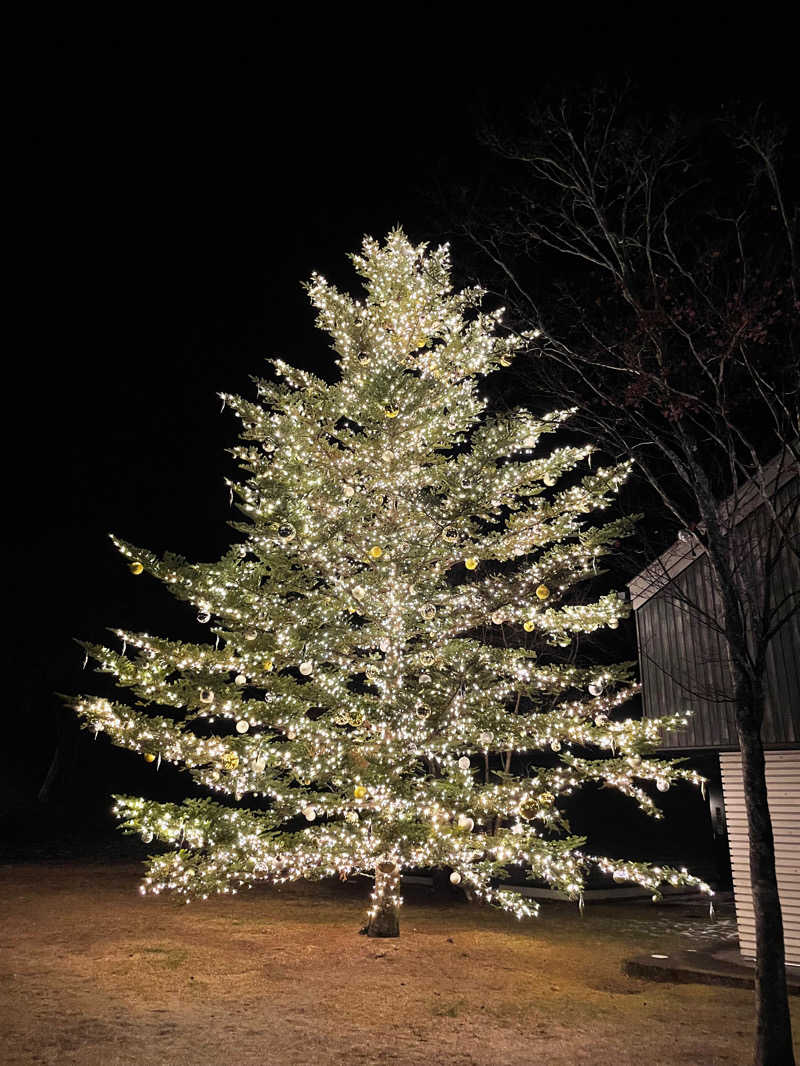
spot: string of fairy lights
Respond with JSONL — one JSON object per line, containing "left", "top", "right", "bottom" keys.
{"left": 74, "top": 231, "right": 712, "bottom": 926}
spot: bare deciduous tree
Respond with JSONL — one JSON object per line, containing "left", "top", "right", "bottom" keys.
{"left": 451, "top": 90, "right": 798, "bottom": 1066}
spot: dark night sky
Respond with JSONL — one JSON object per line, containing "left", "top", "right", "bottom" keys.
{"left": 4, "top": 11, "right": 796, "bottom": 835}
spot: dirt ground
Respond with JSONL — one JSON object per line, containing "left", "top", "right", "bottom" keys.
{"left": 1, "top": 863, "right": 797, "bottom": 1066}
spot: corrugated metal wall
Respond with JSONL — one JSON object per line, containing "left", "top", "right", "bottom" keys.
{"left": 719, "top": 750, "right": 800, "bottom": 966}
{"left": 635, "top": 477, "right": 800, "bottom": 749}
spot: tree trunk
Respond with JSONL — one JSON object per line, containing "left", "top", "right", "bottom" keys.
{"left": 735, "top": 675, "right": 795, "bottom": 1066}
{"left": 367, "top": 863, "right": 400, "bottom": 938}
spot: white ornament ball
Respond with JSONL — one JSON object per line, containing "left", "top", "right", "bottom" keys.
{"left": 344, "top": 810, "right": 358, "bottom": 823}
{"left": 449, "top": 871, "right": 462, "bottom": 885}
{"left": 458, "top": 756, "right": 471, "bottom": 771}
{"left": 418, "top": 673, "right": 432, "bottom": 684}
{"left": 234, "top": 673, "right": 247, "bottom": 686}
{"left": 543, "top": 473, "right": 556, "bottom": 487}
{"left": 235, "top": 719, "right": 250, "bottom": 734}
{"left": 613, "top": 871, "right": 626, "bottom": 883}
{"left": 594, "top": 713, "right": 609, "bottom": 726}
{"left": 421, "top": 604, "right": 436, "bottom": 621}
{"left": 141, "top": 830, "right": 154, "bottom": 844}
{"left": 550, "top": 740, "right": 562, "bottom": 753}
{"left": 303, "top": 806, "right": 316, "bottom": 821}
{"left": 523, "top": 435, "right": 537, "bottom": 447}
{"left": 197, "top": 610, "right": 211, "bottom": 624}
{"left": 254, "top": 756, "right": 267, "bottom": 772}
{"left": 352, "top": 585, "right": 366, "bottom": 602}
{"left": 491, "top": 610, "right": 506, "bottom": 625}
{"left": 478, "top": 732, "right": 492, "bottom": 748}
{"left": 342, "top": 483, "right": 355, "bottom": 498}
{"left": 457, "top": 814, "right": 474, "bottom": 832}
{"left": 299, "top": 661, "right": 313, "bottom": 676}
{"left": 379, "top": 638, "right": 391, "bottom": 653}
{"left": 245, "top": 630, "right": 257, "bottom": 641}
{"left": 656, "top": 778, "right": 670, "bottom": 793}
{"left": 588, "top": 681, "right": 603, "bottom": 697}
{"left": 199, "top": 689, "right": 214, "bottom": 704}
{"left": 628, "top": 754, "right": 642, "bottom": 768}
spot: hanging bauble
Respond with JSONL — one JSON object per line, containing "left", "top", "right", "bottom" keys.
{"left": 443, "top": 527, "right": 459, "bottom": 543}
{"left": 245, "top": 630, "right": 257, "bottom": 642}
{"left": 457, "top": 756, "right": 471, "bottom": 771}
{"left": 254, "top": 755, "right": 267, "bottom": 772}
{"left": 343, "top": 483, "right": 355, "bottom": 498}
{"left": 353, "top": 785, "right": 367, "bottom": 799}
{"left": 357, "top": 352, "right": 370, "bottom": 365}
{"left": 539, "top": 792, "right": 555, "bottom": 806}
{"left": 379, "top": 638, "right": 391, "bottom": 653}
{"left": 550, "top": 740, "right": 562, "bottom": 753}
{"left": 491, "top": 610, "right": 506, "bottom": 625}
{"left": 543, "top": 473, "right": 556, "bottom": 487}
{"left": 613, "top": 871, "right": 627, "bottom": 883}
{"left": 352, "top": 585, "right": 366, "bottom": 603}
{"left": 263, "top": 659, "right": 274, "bottom": 672}
{"left": 456, "top": 814, "right": 474, "bottom": 831}
{"left": 384, "top": 408, "right": 399, "bottom": 419}
{"left": 262, "top": 438, "right": 276, "bottom": 453}
{"left": 478, "top": 732, "right": 492, "bottom": 748}
{"left": 627, "top": 754, "right": 642, "bottom": 768}
{"left": 364, "top": 663, "right": 379, "bottom": 680}
{"left": 129, "top": 561, "right": 144, "bottom": 575}
{"left": 197, "top": 610, "right": 211, "bottom": 624}
{"left": 221, "top": 752, "right": 239, "bottom": 771}
{"left": 199, "top": 689, "right": 214, "bottom": 704}
{"left": 523, "top": 620, "right": 535, "bottom": 633}
{"left": 303, "top": 806, "right": 316, "bottom": 822}
{"left": 594, "top": 713, "right": 609, "bottom": 726}
{"left": 344, "top": 810, "right": 359, "bottom": 823}
{"left": 381, "top": 450, "right": 394, "bottom": 463}
{"left": 368, "top": 545, "right": 383, "bottom": 559}
{"left": 535, "top": 585, "right": 550, "bottom": 600}
{"left": 588, "top": 681, "right": 603, "bottom": 697}
{"left": 234, "top": 673, "right": 247, "bottom": 686}
{"left": 299, "top": 661, "right": 314, "bottom": 676}
{"left": 656, "top": 778, "right": 670, "bottom": 793}
{"left": 416, "top": 705, "right": 431, "bottom": 718}
{"left": 418, "top": 672, "right": 432, "bottom": 684}
{"left": 277, "top": 523, "right": 296, "bottom": 542}
{"left": 449, "top": 871, "right": 462, "bottom": 885}
{"left": 419, "top": 650, "right": 435, "bottom": 667}
{"left": 420, "top": 604, "right": 436, "bottom": 621}
{"left": 523, "top": 435, "right": 537, "bottom": 448}
{"left": 144, "top": 753, "right": 156, "bottom": 763}
{"left": 377, "top": 859, "right": 398, "bottom": 875}
{"left": 235, "top": 719, "right": 250, "bottom": 734}
{"left": 608, "top": 619, "right": 619, "bottom": 629}
{"left": 464, "top": 557, "right": 479, "bottom": 571}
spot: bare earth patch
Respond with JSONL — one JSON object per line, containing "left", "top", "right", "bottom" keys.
{"left": 1, "top": 863, "right": 797, "bottom": 1065}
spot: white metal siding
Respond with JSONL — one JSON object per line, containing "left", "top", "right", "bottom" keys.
{"left": 720, "top": 750, "right": 800, "bottom": 966}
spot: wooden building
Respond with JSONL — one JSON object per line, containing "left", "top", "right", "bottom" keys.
{"left": 627, "top": 456, "right": 799, "bottom": 966}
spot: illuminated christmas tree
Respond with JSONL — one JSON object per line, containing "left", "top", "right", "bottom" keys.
{"left": 73, "top": 231, "right": 710, "bottom": 937}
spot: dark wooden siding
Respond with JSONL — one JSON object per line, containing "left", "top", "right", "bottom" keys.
{"left": 636, "top": 478, "right": 800, "bottom": 750}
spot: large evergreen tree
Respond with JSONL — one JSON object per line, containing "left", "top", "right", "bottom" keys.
{"left": 73, "top": 231, "right": 709, "bottom": 936}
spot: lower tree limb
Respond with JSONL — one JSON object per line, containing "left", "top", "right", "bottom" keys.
{"left": 367, "top": 862, "right": 401, "bottom": 938}
{"left": 737, "top": 685, "right": 795, "bottom": 1066}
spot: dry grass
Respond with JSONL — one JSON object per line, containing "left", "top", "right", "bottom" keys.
{"left": 0, "top": 863, "right": 797, "bottom": 1065}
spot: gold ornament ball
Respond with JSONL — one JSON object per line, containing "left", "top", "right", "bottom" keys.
{"left": 384, "top": 407, "right": 399, "bottom": 419}
{"left": 464, "top": 557, "right": 479, "bottom": 571}
{"left": 419, "top": 651, "right": 435, "bottom": 667}
{"left": 235, "top": 719, "right": 250, "bottom": 734}
{"left": 263, "top": 659, "right": 274, "bottom": 672}
{"left": 222, "top": 752, "right": 240, "bottom": 771}
{"left": 539, "top": 792, "right": 555, "bottom": 806}
{"left": 420, "top": 604, "right": 436, "bottom": 621}
{"left": 277, "top": 523, "right": 296, "bottom": 542}
{"left": 443, "top": 527, "right": 459, "bottom": 543}
{"left": 129, "top": 561, "right": 144, "bottom": 575}
{"left": 536, "top": 584, "right": 550, "bottom": 600}
{"left": 144, "top": 753, "right": 156, "bottom": 763}
{"left": 368, "top": 545, "right": 383, "bottom": 559}
{"left": 449, "top": 871, "right": 462, "bottom": 885}
{"left": 353, "top": 785, "right": 367, "bottom": 799}
{"left": 523, "top": 620, "right": 535, "bottom": 633}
